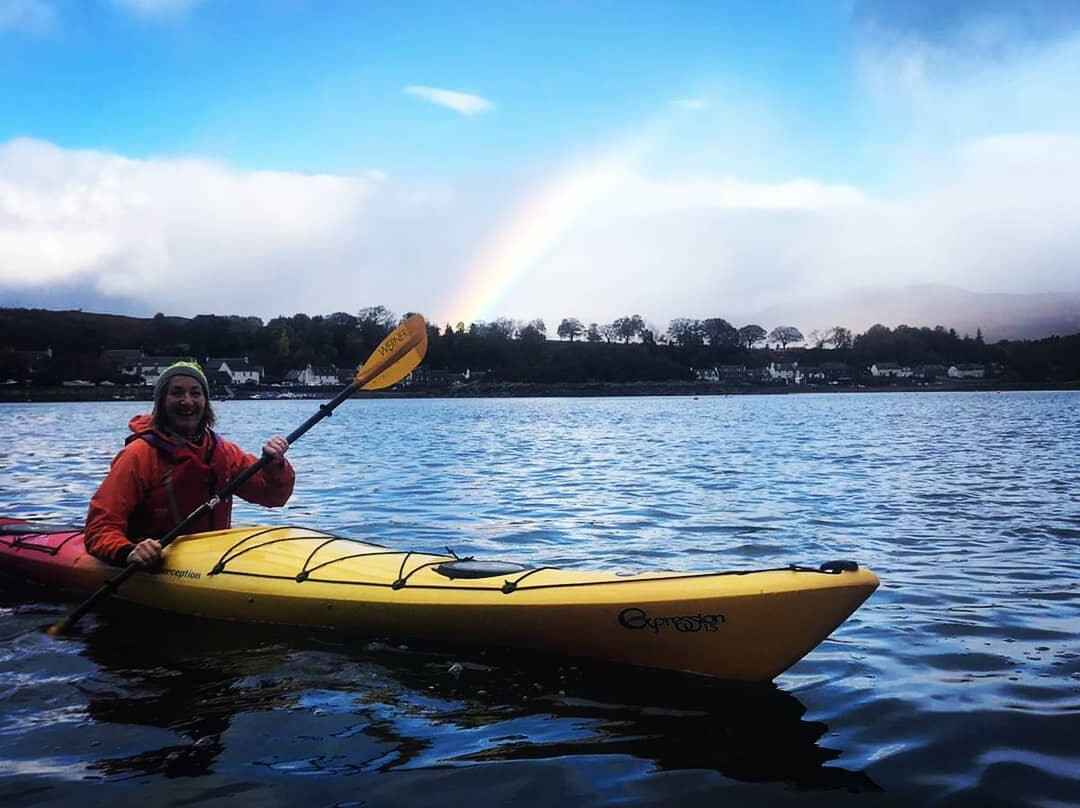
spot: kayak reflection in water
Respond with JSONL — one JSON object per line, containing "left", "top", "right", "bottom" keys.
{"left": 84, "top": 360, "right": 295, "bottom": 567}
{"left": 76, "top": 616, "right": 880, "bottom": 792}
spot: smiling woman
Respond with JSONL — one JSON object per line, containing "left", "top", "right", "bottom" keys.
{"left": 154, "top": 360, "right": 215, "bottom": 436}
{"left": 83, "top": 360, "right": 296, "bottom": 569}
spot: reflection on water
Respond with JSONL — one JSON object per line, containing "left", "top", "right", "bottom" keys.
{"left": 55, "top": 606, "right": 876, "bottom": 792}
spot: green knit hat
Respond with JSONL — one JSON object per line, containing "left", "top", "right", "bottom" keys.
{"left": 155, "top": 360, "right": 209, "bottom": 399}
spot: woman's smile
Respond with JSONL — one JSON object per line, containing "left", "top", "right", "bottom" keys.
{"left": 164, "top": 378, "right": 206, "bottom": 435}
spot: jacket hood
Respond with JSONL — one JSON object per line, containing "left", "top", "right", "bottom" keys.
{"left": 128, "top": 413, "right": 155, "bottom": 434}
{"left": 127, "top": 413, "right": 181, "bottom": 448}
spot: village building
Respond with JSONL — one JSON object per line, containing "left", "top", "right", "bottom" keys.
{"left": 205, "top": 357, "right": 264, "bottom": 385}
{"left": 767, "top": 361, "right": 800, "bottom": 384}
{"left": 914, "top": 364, "right": 948, "bottom": 380}
{"left": 870, "top": 362, "right": 913, "bottom": 378}
{"left": 285, "top": 364, "right": 340, "bottom": 386}
{"left": 948, "top": 363, "right": 986, "bottom": 379}
{"left": 11, "top": 348, "right": 53, "bottom": 375}
{"left": 101, "top": 349, "right": 144, "bottom": 378}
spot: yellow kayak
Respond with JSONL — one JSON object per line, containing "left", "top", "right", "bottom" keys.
{"left": 2, "top": 522, "right": 879, "bottom": 681}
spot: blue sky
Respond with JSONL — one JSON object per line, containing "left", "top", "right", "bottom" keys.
{"left": 3, "top": 2, "right": 858, "bottom": 177}
{"left": 3, "top": 0, "right": 1080, "bottom": 334}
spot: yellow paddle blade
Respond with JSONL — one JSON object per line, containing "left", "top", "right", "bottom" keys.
{"left": 355, "top": 314, "right": 428, "bottom": 390}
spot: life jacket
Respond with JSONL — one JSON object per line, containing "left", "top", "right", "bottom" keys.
{"left": 125, "top": 425, "right": 235, "bottom": 538}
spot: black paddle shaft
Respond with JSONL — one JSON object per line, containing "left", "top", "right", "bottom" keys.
{"left": 51, "top": 315, "right": 427, "bottom": 635}
{"left": 163, "top": 379, "right": 359, "bottom": 552}
{"left": 51, "top": 380, "right": 359, "bottom": 633}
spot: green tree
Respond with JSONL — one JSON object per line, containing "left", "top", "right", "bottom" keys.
{"left": 612, "top": 314, "right": 645, "bottom": 343}
{"left": 327, "top": 312, "right": 358, "bottom": 329}
{"left": 489, "top": 318, "right": 517, "bottom": 340}
{"left": 274, "top": 329, "right": 292, "bottom": 362}
{"left": 826, "top": 326, "right": 853, "bottom": 350}
{"left": 557, "top": 317, "right": 584, "bottom": 341}
{"left": 667, "top": 318, "right": 705, "bottom": 347}
{"left": 703, "top": 317, "right": 738, "bottom": 347}
{"left": 737, "top": 324, "right": 767, "bottom": 350}
{"left": 356, "top": 305, "right": 397, "bottom": 348}
{"left": 768, "top": 325, "right": 804, "bottom": 349}
{"left": 519, "top": 319, "right": 547, "bottom": 343}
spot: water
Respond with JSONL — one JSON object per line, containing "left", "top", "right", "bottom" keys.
{"left": 1, "top": 392, "right": 1078, "bottom": 807}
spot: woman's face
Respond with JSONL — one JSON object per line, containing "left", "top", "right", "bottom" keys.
{"left": 163, "top": 376, "right": 206, "bottom": 436}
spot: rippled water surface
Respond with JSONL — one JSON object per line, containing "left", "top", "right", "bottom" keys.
{"left": 2, "top": 392, "right": 1078, "bottom": 807}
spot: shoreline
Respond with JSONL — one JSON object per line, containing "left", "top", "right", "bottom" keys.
{"left": 2, "top": 379, "right": 1077, "bottom": 403}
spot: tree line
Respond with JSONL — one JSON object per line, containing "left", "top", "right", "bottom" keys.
{"left": 1, "top": 306, "right": 1077, "bottom": 385}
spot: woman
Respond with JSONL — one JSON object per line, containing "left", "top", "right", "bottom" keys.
{"left": 85, "top": 360, "right": 295, "bottom": 567}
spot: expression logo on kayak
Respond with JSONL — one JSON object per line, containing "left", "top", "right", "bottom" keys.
{"left": 617, "top": 607, "right": 725, "bottom": 633}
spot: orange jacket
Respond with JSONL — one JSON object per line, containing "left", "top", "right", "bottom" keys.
{"left": 85, "top": 414, "right": 295, "bottom": 564}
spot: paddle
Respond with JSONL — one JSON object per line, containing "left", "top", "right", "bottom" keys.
{"left": 49, "top": 314, "right": 429, "bottom": 635}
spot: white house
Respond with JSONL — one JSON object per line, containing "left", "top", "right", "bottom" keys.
{"left": 767, "top": 362, "right": 800, "bottom": 384}
{"left": 286, "top": 364, "right": 339, "bottom": 386}
{"left": 870, "top": 362, "right": 913, "bottom": 378}
{"left": 948, "top": 363, "right": 985, "bottom": 379}
{"left": 228, "top": 361, "right": 262, "bottom": 385}
{"left": 696, "top": 366, "right": 752, "bottom": 382}
{"left": 714, "top": 365, "right": 750, "bottom": 381}
{"left": 205, "top": 357, "right": 263, "bottom": 385}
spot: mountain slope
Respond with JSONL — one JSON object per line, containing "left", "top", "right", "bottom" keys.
{"left": 738, "top": 285, "right": 1080, "bottom": 342}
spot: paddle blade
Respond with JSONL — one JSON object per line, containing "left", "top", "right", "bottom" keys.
{"left": 356, "top": 314, "right": 428, "bottom": 390}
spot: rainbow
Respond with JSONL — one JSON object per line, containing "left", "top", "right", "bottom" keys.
{"left": 441, "top": 131, "right": 657, "bottom": 328}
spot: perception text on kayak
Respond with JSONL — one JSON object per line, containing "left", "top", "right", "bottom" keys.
{"left": 159, "top": 568, "right": 202, "bottom": 581}
{"left": 617, "top": 607, "right": 725, "bottom": 633}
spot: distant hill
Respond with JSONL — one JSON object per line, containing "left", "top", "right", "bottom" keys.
{"left": 0, "top": 308, "right": 190, "bottom": 351}
{"left": 738, "top": 285, "right": 1080, "bottom": 342}
{"left": 3, "top": 304, "right": 1078, "bottom": 388}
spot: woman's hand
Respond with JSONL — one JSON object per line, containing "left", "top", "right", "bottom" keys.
{"left": 128, "top": 538, "right": 163, "bottom": 567}
{"left": 263, "top": 435, "right": 290, "bottom": 462}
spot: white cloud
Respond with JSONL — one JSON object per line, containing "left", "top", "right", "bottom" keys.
{"left": 0, "top": 138, "right": 385, "bottom": 312}
{"left": 472, "top": 128, "right": 1080, "bottom": 330}
{"left": 855, "top": 23, "right": 1080, "bottom": 167}
{"left": 405, "top": 85, "right": 494, "bottom": 116}
{"left": 608, "top": 176, "right": 864, "bottom": 214}
{"left": 2, "top": 127, "right": 1078, "bottom": 331}
{"left": 0, "top": 0, "right": 55, "bottom": 33}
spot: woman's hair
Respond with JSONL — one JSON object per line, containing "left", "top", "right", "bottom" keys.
{"left": 151, "top": 382, "right": 217, "bottom": 433}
